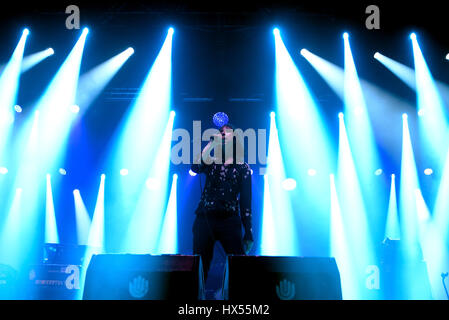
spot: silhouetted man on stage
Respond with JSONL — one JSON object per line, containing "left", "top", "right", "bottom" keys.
{"left": 191, "top": 124, "right": 253, "bottom": 281}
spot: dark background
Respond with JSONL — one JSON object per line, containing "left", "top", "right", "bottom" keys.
{"left": 0, "top": 0, "right": 448, "bottom": 295}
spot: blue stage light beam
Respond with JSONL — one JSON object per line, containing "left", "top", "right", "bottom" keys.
{"left": 374, "top": 52, "right": 416, "bottom": 90}
{"left": 303, "top": 43, "right": 385, "bottom": 189}
{"left": 87, "top": 174, "right": 105, "bottom": 251}
{"left": 274, "top": 30, "right": 334, "bottom": 253}
{"left": 157, "top": 173, "right": 178, "bottom": 254}
{"left": 78, "top": 175, "right": 105, "bottom": 300}
{"left": 433, "top": 142, "right": 449, "bottom": 246}
{"left": 0, "top": 188, "right": 23, "bottom": 268}
{"left": 329, "top": 173, "right": 355, "bottom": 300}
{"left": 274, "top": 30, "right": 334, "bottom": 191}
{"left": 337, "top": 113, "right": 376, "bottom": 299}
{"left": 20, "top": 48, "right": 55, "bottom": 73}
{"left": 0, "top": 110, "right": 41, "bottom": 271}
{"left": 104, "top": 29, "right": 173, "bottom": 254}
{"left": 385, "top": 174, "right": 400, "bottom": 240}
{"left": 73, "top": 189, "right": 91, "bottom": 245}
{"left": 413, "top": 188, "right": 447, "bottom": 299}
{"left": 34, "top": 29, "right": 88, "bottom": 174}
{"left": 260, "top": 174, "right": 277, "bottom": 255}
{"left": 45, "top": 174, "right": 59, "bottom": 244}
{"left": 261, "top": 112, "right": 298, "bottom": 256}
{"left": 411, "top": 34, "right": 448, "bottom": 171}
{"left": 301, "top": 49, "right": 414, "bottom": 168}
{"left": 113, "top": 29, "right": 172, "bottom": 178}
{"left": 399, "top": 113, "right": 421, "bottom": 262}
{"left": 121, "top": 110, "right": 175, "bottom": 254}
{"left": 374, "top": 51, "right": 449, "bottom": 119}
{"left": 397, "top": 113, "right": 431, "bottom": 299}
{"left": 343, "top": 35, "right": 384, "bottom": 239}
{"left": 414, "top": 189, "right": 431, "bottom": 226}
{"left": 415, "top": 187, "right": 449, "bottom": 299}
{"left": 0, "top": 48, "right": 54, "bottom": 74}
{"left": 300, "top": 49, "right": 344, "bottom": 97}
{"left": 1, "top": 30, "right": 87, "bottom": 271}
{"left": 75, "top": 47, "right": 134, "bottom": 118}
{"left": 0, "top": 29, "right": 29, "bottom": 168}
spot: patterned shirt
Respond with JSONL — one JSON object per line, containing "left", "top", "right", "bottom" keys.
{"left": 191, "top": 160, "right": 253, "bottom": 241}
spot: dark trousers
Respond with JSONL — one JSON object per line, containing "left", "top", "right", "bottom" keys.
{"left": 193, "top": 213, "right": 245, "bottom": 281}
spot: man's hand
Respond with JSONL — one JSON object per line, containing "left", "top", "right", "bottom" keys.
{"left": 210, "top": 133, "right": 223, "bottom": 146}
{"left": 243, "top": 239, "right": 253, "bottom": 255}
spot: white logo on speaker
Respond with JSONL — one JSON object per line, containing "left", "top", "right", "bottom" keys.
{"left": 276, "top": 279, "right": 295, "bottom": 300}
{"left": 129, "top": 275, "right": 149, "bottom": 298}
{"left": 365, "top": 265, "right": 380, "bottom": 290}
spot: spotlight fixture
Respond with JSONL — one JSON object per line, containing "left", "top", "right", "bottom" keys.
{"left": 14, "top": 105, "right": 22, "bottom": 113}
{"left": 281, "top": 178, "right": 297, "bottom": 191}
{"left": 120, "top": 168, "right": 128, "bottom": 176}
{"left": 424, "top": 168, "right": 433, "bottom": 175}
{"left": 69, "top": 105, "right": 80, "bottom": 114}
{"left": 0, "top": 167, "right": 8, "bottom": 175}
{"left": 374, "top": 168, "right": 383, "bottom": 176}
{"left": 273, "top": 28, "right": 280, "bottom": 36}
{"left": 410, "top": 32, "right": 416, "bottom": 40}
{"left": 343, "top": 32, "right": 349, "bottom": 39}
{"left": 23, "top": 28, "right": 29, "bottom": 36}
{"left": 188, "top": 169, "right": 197, "bottom": 177}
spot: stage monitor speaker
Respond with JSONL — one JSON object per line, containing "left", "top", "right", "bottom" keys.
{"left": 223, "top": 256, "right": 342, "bottom": 300}
{"left": 82, "top": 254, "right": 204, "bottom": 300}
{"left": 27, "top": 264, "right": 83, "bottom": 300}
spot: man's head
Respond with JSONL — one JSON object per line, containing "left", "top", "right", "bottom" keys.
{"left": 218, "top": 123, "right": 244, "bottom": 164}
{"left": 219, "top": 124, "right": 234, "bottom": 144}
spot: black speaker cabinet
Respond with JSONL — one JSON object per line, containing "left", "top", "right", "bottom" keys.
{"left": 223, "top": 256, "right": 342, "bottom": 300}
{"left": 82, "top": 254, "right": 204, "bottom": 300}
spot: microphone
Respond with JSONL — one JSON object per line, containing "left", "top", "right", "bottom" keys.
{"left": 213, "top": 112, "right": 229, "bottom": 128}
